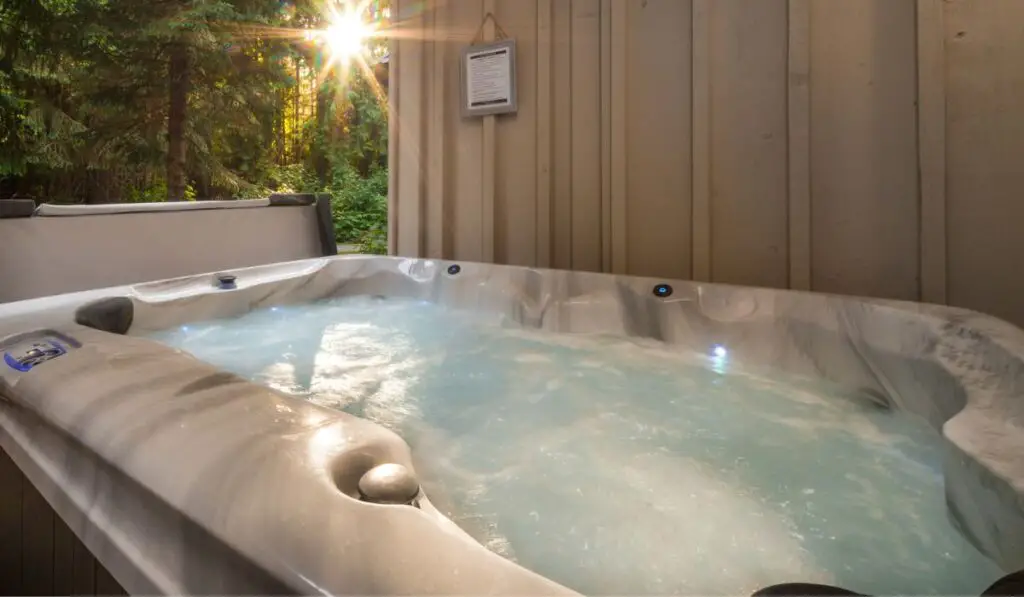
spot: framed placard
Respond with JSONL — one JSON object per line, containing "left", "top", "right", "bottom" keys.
{"left": 460, "top": 39, "right": 518, "bottom": 118}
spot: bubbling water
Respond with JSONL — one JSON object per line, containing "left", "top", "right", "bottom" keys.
{"left": 148, "top": 296, "right": 1002, "bottom": 596}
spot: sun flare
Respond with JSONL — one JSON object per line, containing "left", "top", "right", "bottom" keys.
{"left": 321, "top": 6, "right": 374, "bottom": 64}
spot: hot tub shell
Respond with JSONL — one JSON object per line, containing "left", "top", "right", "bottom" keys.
{"left": 0, "top": 255, "right": 1021, "bottom": 594}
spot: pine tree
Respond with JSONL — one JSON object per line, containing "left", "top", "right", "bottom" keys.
{"left": 1, "top": 0, "right": 391, "bottom": 209}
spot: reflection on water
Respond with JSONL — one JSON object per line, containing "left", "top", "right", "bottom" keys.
{"left": 148, "top": 296, "right": 1003, "bottom": 596}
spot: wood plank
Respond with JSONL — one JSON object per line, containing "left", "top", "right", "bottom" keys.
{"left": 480, "top": 124, "right": 495, "bottom": 263}
{"left": 609, "top": 0, "right": 628, "bottom": 274}
{"left": 570, "top": 0, "right": 603, "bottom": 272}
{"left": 944, "top": 0, "right": 1024, "bottom": 325}
{"left": 71, "top": 534, "right": 96, "bottom": 596}
{"left": 426, "top": 1, "right": 447, "bottom": 259}
{"left": 21, "top": 477, "right": 54, "bottom": 595}
{"left": 708, "top": 0, "right": 789, "bottom": 288}
{"left": 787, "top": 0, "right": 812, "bottom": 290}
{"left": 690, "top": 0, "right": 712, "bottom": 281}
{"left": 52, "top": 515, "right": 75, "bottom": 595}
{"left": 624, "top": 0, "right": 693, "bottom": 280}
{"left": 809, "top": 0, "right": 919, "bottom": 300}
{"left": 551, "top": 0, "right": 573, "bottom": 270}
{"left": 0, "top": 448, "right": 24, "bottom": 594}
{"left": 535, "top": 0, "right": 553, "bottom": 268}
{"left": 449, "top": 0, "right": 485, "bottom": 262}
{"left": 600, "top": 0, "right": 612, "bottom": 271}
{"left": 94, "top": 561, "right": 124, "bottom": 595}
{"left": 495, "top": 0, "right": 538, "bottom": 266}
{"left": 481, "top": 0, "right": 497, "bottom": 263}
{"left": 395, "top": 0, "right": 425, "bottom": 257}
{"left": 386, "top": 2, "right": 401, "bottom": 255}
{"left": 917, "top": 0, "right": 947, "bottom": 304}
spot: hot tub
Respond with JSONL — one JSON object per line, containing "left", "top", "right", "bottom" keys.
{"left": 0, "top": 255, "right": 1021, "bottom": 595}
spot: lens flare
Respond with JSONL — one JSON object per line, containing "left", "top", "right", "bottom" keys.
{"left": 322, "top": 6, "right": 373, "bottom": 64}
{"left": 211, "top": 0, "right": 416, "bottom": 132}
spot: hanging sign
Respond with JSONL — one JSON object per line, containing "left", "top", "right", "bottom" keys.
{"left": 461, "top": 14, "right": 518, "bottom": 118}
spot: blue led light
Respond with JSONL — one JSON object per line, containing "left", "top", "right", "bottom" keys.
{"left": 447, "top": 264, "right": 462, "bottom": 275}
{"left": 712, "top": 345, "right": 728, "bottom": 358}
{"left": 653, "top": 283, "right": 674, "bottom": 298}
{"left": 180, "top": 325, "right": 190, "bottom": 333}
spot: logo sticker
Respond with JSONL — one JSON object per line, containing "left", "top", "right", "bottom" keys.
{"left": 3, "top": 340, "right": 67, "bottom": 373}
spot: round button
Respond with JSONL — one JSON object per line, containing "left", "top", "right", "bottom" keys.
{"left": 216, "top": 274, "right": 237, "bottom": 289}
{"left": 653, "top": 283, "right": 674, "bottom": 298}
{"left": 358, "top": 463, "right": 420, "bottom": 505}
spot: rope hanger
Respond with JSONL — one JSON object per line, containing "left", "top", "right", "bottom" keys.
{"left": 469, "top": 12, "right": 509, "bottom": 46}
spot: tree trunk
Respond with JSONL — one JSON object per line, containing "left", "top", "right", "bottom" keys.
{"left": 195, "top": 173, "right": 211, "bottom": 200}
{"left": 84, "top": 170, "right": 119, "bottom": 204}
{"left": 313, "top": 83, "right": 331, "bottom": 185}
{"left": 166, "top": 42, "right": 190, "bottom": 202}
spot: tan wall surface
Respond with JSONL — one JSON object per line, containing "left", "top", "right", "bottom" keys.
{"left": 0, "top": 206, "right": 323, "bottom": 304}
{"left": 390, "top": 0, "right": 1024, "bottom": 327}
{"left": 944, "top": 0, "right": 1024, "bottom": 331}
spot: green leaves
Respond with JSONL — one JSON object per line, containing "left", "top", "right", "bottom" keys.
{"left": 329, "top": 162, "right": 388, "bottom": 243}
{"left": 358, "top": 224, "right": 388, "bottom": 255}
{"left": 2, "top": 0, "right": 393, "bottom": 206}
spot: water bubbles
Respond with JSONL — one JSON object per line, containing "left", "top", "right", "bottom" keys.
{"left": 147, "top": 297, "right": 1001, "bottom": 596}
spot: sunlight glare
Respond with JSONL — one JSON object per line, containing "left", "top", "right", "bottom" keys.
{"left": 322, "top": 7, "right": 373, "bottom": 63}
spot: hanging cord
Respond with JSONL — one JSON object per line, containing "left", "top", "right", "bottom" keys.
{"left": 469, "top": 12, "right": 509, "bottom": 46}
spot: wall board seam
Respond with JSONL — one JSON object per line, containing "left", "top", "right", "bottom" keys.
{"left": 481, "top": 0, "right": 497, "bottom": 263}
{"left": 567, "top": 1, "right": 574, "bottom": 270}
{"left": 551, "top": 0, "right": 572, "bottom": 270}
{"left": 570, "top": 0, "right": 602, "bottom": 272}
{"left": 691, "top": 0, "right": 712, "bottom": 282}
{"left": 600, "top": 0, "right": 612, "bottom": 272}
{"left": 917, "top": 0, "right": 947, "bottom": 304}
{"left": 536, "top": 0, "right": 553, "bottom": 268}
{"left": 609, "top": 0, "right": 627, "bottom": 274}
{"left": 393, "top": 0, "right": 426, "bottom": 257}
{"left": 386, "top": 9, "right": 400, "bottom": 255}
{"left": 427, "top": 2, "right": 446, "bottom": 259}
{"left": 417, "top": 4, "right": 429, "bottom": 257}
{"left": 0, "top": 448, "right": 24, "bottom": 593}
{"left": 787, "top": 0, "right": 812, "bottom": 290}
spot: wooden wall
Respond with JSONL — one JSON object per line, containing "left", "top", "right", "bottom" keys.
{"left": 389, "top": 0, "right": 1024, "bottom": 327}
{"left": 942, "top": 0, "right": 1024, "bottom": 329}
{"left": 0, "top": 449, "right": 125, "bottom": 596}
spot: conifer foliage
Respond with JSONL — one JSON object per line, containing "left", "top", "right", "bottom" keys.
{"left": 0, "top": 0, "right": 390, "bottom": 222}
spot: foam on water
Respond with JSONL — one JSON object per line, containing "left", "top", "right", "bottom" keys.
{"left": 148, "top": 296, "right": 1003, "bottom": 596}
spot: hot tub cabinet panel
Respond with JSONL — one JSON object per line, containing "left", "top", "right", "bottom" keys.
{"left": 0, "top": 448, "right": 126, "bottom": 596}
{"left": 0, "top": 255, "right": 1022, "bottom": 594}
